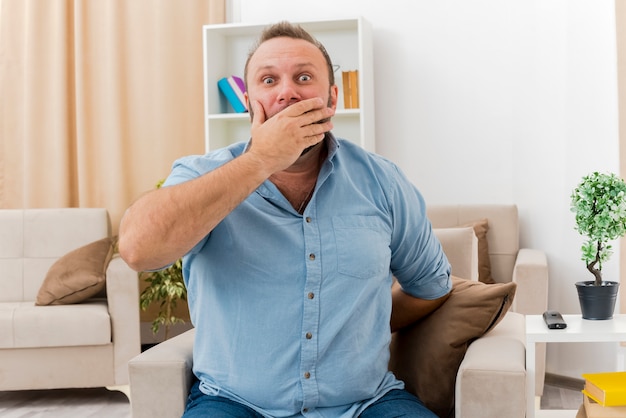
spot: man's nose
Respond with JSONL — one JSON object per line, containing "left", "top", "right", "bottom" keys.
{"left": 277, "top": 80, "right": 301, "bottom": 103}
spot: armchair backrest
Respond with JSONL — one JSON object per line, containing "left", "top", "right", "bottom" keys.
{"left": 427, "top": 204, "right": 519, "bottom": 284}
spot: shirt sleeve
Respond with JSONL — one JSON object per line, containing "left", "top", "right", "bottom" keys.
{"left": 162, "top": 155, "right": 207, "bottom": 188}
{"left": 160, "top": 153, "right": 230, "bottom": 257}
{"left": 387, "top": 165, "right": 452, "bottom": 300}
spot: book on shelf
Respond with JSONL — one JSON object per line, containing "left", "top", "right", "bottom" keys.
{"left": 341, "top": 70, "right": 359, "bottom": 109}
{"left": 226, "top": 75, "right": 248, "bottom": 111}
{"left": 349, "top": 70, "right": 359, "bottom": 109}
{"left": 217, "top": 76, "right": 247, "bottom": 113}
{"left": 582, "top": 371, "right": 626, "bottom": 407}
{"left": 583, "top": 393, "right": 626, "bottom": 418}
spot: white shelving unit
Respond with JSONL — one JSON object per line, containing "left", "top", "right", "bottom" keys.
{"left": 202, "top": 17, "right": 375, "bottom": 152}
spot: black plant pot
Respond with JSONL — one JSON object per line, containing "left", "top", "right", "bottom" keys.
{"left": 575, "top": 281, "right": 620, "bottom": 320}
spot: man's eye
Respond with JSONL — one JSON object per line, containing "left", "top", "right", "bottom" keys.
{"left": 299, "top": 75, "right": 312, "bottom": 82}
{"left": 263, "top": 77, "right": 275, "bottom": 85}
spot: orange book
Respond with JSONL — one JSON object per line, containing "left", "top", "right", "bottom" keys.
{"left": 342, "top": 71, "right": 352, "bottom": 109}
{"left": 349, "top": 70, "right": 359, "bottom": 109}
{"left": 341, "top": 70, "right": 359, "bottom": 109}
{"left": 583, "top": 393, "right": 626, "bottom": 417}
{"left": 582, "top": 371, "right": 626, "bottom": 407}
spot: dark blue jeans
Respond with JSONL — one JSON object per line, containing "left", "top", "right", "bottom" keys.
{"left": 182, "top": 380, "right": 438, "bottom": 418}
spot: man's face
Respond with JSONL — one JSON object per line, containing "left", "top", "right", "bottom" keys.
{"left": 245, "top": 37, "right": 338, "bottom": 120}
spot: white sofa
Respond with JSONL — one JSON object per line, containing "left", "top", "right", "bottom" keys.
{"left": 0, "top": 208, "right": 141, "bottom": 395}
{"left": 128, "top": 204, "right": 548, "bottom": 417}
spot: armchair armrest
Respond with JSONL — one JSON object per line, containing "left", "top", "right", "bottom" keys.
{"left": 511, "top": 248, "right": 549, "bottom": 315}
{"left": 106, "top": 255, "right": 141, "bottom": 385}
{"left": 129, "top": 328, "right": 195, "bottom": 418}
{"left": 512, "top": 248, "right": 549, "bottom": 397}
{"left": 455, "top": 312, "right": 526, "bottom": 418}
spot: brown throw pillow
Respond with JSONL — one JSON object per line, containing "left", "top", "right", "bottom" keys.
{"left": 462, "top": 219, "right": 495, "bottom": 284}
{"left": 36, "top": 236, "right": 117, "bottom": 305}
{"left": 388, "top": 276, "right": 516, "bottom": 418}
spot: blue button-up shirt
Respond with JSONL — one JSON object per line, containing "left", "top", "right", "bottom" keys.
{"left": 163, "top": 134, "right": 451, "bottom": 418}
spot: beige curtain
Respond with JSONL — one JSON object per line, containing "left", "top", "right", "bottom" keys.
{"left": 0, "top": 0, "right": 225, "bottom": 234}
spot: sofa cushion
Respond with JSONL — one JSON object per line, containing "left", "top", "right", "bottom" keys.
{"left": 36, "top": 236, "right": 117, "bottom": 306}
{"left": 0, "top": 300, "right": 111, "bottom": 348}
{"left": 462, "top": 219, "right": 495, "bottom": 284}
{"left": 426, "top": 205, "right": 520, "bottom": 285}
{"left": 389, "top": 276, "right": 516, "bottom": 418}
{"left": 433, "top": 227, "right": 478, "bottom": 281}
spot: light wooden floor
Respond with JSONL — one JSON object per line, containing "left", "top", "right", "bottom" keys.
{"left": 0, "top": 387, "right": 131, "bottom": 418}
{"left": 0, "top": 382, "right": 582, "bottom": 417}
{"left": 541, "top": 384, "right": 584, "bottom": 410}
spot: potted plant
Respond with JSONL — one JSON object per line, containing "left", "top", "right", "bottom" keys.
{"left": 139, "top": 257, "right": 187, "bottom": 340}
{"left": 570, "top": 171, "right": 626, "bottom": 319}
{"left": 139, "top": 180, "right": 188, "bottom": 340}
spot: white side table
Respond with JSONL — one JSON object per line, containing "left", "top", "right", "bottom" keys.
{"left": 526, "top": 314, "right": 626, "bottom": 418}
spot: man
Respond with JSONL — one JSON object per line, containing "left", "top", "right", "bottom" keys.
{"left": 119, "top": 21, "right": 451, "bottom": 418}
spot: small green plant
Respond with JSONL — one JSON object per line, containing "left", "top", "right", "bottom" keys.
{"left": 139, "top": 180, "right": 187, "bottom": 340}
{"left": 139, "top": 258, "right": 186, "bottom": 340}
{"left": 570, "top": 171, "right": 626, "bottom": 285}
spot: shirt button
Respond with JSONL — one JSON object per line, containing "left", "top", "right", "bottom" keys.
{"left": 303, "top": 409, "right": 309, "bottom": 413}
{"left": 305, "top": 217, "right": 312, "bottom": 223}
{"left": 309, "top": 253, "right": 315, "bottom": 260}
{"left": 307, "top": 292, "right": 314, "bottom": 299}
{"left": 304, "top": 371, "right": 311, "bottom": 379}
{"left": 306, "top": 332, "right": 312, "bottom": 339}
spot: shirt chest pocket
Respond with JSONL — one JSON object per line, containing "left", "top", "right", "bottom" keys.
{"left": 332, "top": 216, "right": 391, "bottom": 279}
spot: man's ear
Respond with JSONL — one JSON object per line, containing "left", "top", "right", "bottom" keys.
{"left": 245, "top": 92, "right": 254, "bottom": 122}
{"left": 329, "top": 84, "right": 339, "bottom": 110}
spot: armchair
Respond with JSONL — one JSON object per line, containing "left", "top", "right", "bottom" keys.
{"left": 129, "top": 204, "right": 547, "bottom": 417}
{"left": 426, "top": 204, "right": 548, "bottom": 398}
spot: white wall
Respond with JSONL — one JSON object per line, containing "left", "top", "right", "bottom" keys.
{"left": 231, "top": 0, "right": 621, "bottom": 379}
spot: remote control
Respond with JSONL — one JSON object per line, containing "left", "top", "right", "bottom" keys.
{"left": 543, "top": 310, "right": 567, "bottom": 329}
